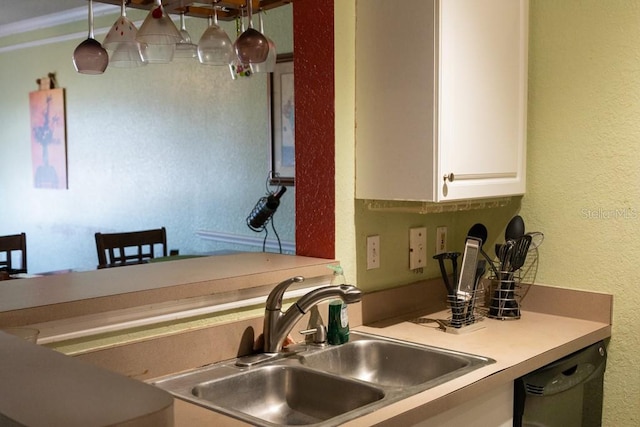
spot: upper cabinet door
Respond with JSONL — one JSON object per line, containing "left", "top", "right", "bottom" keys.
{"left": 355, "top": 0, "right": 528, "bottom": 202}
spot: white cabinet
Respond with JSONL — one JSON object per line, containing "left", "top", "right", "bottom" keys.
{"left": 355, "top": 0, "right": 528, "bottom": 202}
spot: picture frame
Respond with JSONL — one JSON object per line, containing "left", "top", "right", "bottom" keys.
{"left": 29, "top": 88, "right": 68, "bottom": 189}
{"left": 269, "top": 53, "right": 295, "bottom": 186}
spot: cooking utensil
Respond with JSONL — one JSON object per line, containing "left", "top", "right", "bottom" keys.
{"left": 505, "top": 215, "right": 525, "bottom": 241}
{"left": 467, "top": 223, "right": 487, "bottom": 244}
{"left": 510, "top": 234, "right": 532, "bottom": 272}
{"left": 467, "top": 223, "right": 499, "bottom": 278}
{"left": 433, "top": 252, "right": 460, "bottom": 295}
{"left": 527, "top": 231, "right": 545, "bottom": 249}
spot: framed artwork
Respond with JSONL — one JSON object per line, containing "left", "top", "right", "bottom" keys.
{"left": 29, "top": 88, "right": 68, "bottom": 189}
{"left": 269, "top": 53, "right": 295, "bottom": 186}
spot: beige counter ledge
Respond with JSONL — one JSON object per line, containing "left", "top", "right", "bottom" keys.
{"left": 0, "top": 253, "right": 337, "bottom": 326}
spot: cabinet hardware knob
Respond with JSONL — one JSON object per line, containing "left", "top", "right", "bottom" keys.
{"left": 443, "top": 173, "right": 455, "bottom": 183}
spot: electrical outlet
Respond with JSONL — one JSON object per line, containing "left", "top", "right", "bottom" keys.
{"left": 366, "top": 235, "right": 380, "bottom": 270}
{"left": 409, "top": 227, "right": 427, "bottom": 270}
{"left": 436, "top": 226, "right": 448, "bottom": 254}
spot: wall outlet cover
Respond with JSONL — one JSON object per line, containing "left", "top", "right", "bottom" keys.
{"left": 436, "top": 226, "right": 448, "bottom": 255}
{"left": 409, "top": 227, "right": 427, "bottom": 270}
{"left": 366, "top": 235, "right": 380, "bottom": 270}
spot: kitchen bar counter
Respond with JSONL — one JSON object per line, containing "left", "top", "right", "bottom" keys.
{"left": 0, "top": 253, "right": 337, "bottom": 326}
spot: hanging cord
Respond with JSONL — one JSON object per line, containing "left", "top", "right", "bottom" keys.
{"left": 270, "top": 212, "right": 282, "bottom": 253}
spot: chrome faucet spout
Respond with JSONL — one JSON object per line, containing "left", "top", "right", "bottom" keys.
{"left": 263, "top": 276, "right": 363, "bottom": 354}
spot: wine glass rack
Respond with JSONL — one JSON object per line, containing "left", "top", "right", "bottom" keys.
{"left": 93, "top": 0, "right": 295, "bottom": 21}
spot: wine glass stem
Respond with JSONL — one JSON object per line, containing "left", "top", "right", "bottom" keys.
{"left": 247, "top": 0, "right": 253, "bottom": 29}
{"left": 88, "top": 0, "right": 95, "bottom": 39}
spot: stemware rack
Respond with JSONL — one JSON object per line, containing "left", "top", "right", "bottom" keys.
{"left": 93, "top": 0, "right": 296, "bottom": 21}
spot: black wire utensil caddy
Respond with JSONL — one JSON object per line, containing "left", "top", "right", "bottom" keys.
{"left": 483, "top": 231, "right": 542, "bottom": 320}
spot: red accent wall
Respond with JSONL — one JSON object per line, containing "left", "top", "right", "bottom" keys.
{"left": 293, "top": 1, "right": 335, "bottom": 259}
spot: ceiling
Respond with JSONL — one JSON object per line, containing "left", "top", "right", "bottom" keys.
{"left": 0, "top": 0, "right": 89, "bottom": 27}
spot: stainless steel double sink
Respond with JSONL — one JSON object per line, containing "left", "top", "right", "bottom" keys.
{"left": 153, "top": 331, "right": 495, "bottom": 426}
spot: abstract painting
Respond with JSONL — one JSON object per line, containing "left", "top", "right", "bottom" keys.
{"left": 29, "top": 88, "right": 67, "bottom": 189}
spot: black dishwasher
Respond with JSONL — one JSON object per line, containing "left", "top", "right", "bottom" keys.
{"left": 514, "top": 340, "right": 607, "bottom": 427}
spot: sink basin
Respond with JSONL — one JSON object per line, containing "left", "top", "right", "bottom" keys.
{"left": 192, "top": 365, "right": 384, "bottom": 425}
{"left": 153, "top": 331, "right": 495, "bottom": 426}
{"left": 300, "top": 334, "right": 484, "bottom": 388}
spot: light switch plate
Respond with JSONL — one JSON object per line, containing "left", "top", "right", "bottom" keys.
{"left": 409, "top": 227, "right": 427, "bottom": 270}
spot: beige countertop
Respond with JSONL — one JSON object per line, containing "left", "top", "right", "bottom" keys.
{"left": 171, "top": 310, "right": 610, "bottom": 426}
{"left": 346, "top": 311, "right": 609, "bottom": 425}
{"left": 170, "top": 283, "right": 612, "bottom": 426}
{"left": 0, "top": 332, "right": 173, "bottom": 427}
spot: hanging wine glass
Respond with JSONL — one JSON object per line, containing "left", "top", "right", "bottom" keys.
{"left": 230, "top": 12, "right": 252, "bottom": 79}
{"left": 110, "top": 42, "right": 147, "bottom": 68}
{"left": 234, "top": 0, "right": 269, "bottom": 64}
{"left": 103, "top": 0, "right": 145, "bottom": 68}
{"left": 197, "top": 8, "right": 234, "bottom": 66}
{"left": 103, "top": 0, "right": 137, "bottom": 50}
{"left": 72, "top": 0, "right": 109, "bottom": 74}
{"left": 250, "top": 10, "right": 277, "bottom": 73}
{"left": 174, "top": 12, "right": 198, "bottom": 60}
{"left": 136, "top": 0, "right": 182, "bottom": 64}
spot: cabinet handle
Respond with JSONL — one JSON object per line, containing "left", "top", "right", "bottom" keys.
{"left": 443, "top": 173, "right": 455, "bottom": 183}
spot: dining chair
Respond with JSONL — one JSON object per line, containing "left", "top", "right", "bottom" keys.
{"left": 0, "top": 232, "right": 27, "bottom": 274}
{"left": 95, "top": 227, "right": 167, "bottom": 269}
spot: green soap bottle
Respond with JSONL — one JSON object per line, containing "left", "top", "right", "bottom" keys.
{"left": 327, "top": 265, "right": 350, "bottom": 345}
{"left": 328, "top": 300, "right": 350, "bottom": 345}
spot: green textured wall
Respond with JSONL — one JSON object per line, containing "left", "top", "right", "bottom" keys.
{"left": 523, "top": 1, "right": 640, "bottom": 425}
{"left": 337, "top": 1, "right": 639, "bottom": 425}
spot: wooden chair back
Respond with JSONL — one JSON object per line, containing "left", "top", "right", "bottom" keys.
{"left": 0, "top": 233, "right": 27, "bottom": 274}
{"left": 95, "top": 227, "right": 167, "bottom": 269}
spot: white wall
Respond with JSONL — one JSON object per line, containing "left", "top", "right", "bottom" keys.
{"left": 0, "top": 6, "right": 294, "bottom": 273}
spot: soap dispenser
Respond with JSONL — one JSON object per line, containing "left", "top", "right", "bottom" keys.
{"left": 327, "top": 265, "right": 350, "bottom": 345}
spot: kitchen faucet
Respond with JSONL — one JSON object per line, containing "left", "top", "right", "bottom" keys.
{"left": 262, "top": 276, "right": 363, "bottom": 354}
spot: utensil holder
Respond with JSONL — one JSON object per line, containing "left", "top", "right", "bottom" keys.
{"left": 487, "top": 272, "right": 522, "bottom": 319}
{"left": 486, "top": 243, "right": 539, "bottom": 320}
{"left": 445, "top": 282, "right": 485, "bottom": 329}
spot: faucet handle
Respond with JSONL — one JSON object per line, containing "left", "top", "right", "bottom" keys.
{"left": 265, "top": 276, "right": 305, "bottom": 311}
{"left": 299, "top": 325, "right": 327, "bottom": 344}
